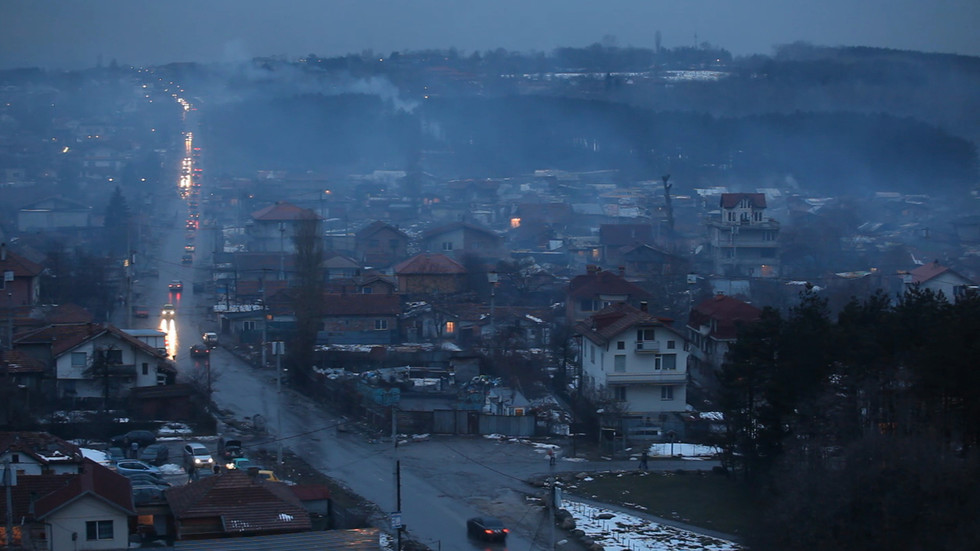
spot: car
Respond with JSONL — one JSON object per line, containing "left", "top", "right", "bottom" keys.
{"left": 257, "top": 469, "right": 280, "bottom": 482}
{"left": 467, "top": 517, "right": 509, "bottom": 541}
{"left": 106, "top": 446, "right": 126, "bottom": 464}
{"left": 139, "top": 443, "right": 170, "bottom": 466}
{"left": 115, "top": 460, "right": 161, "bottom": 477}
{"left": 225, "top": 457, "right": 257, "bottom": 471}
{"left": 161, "top": 303, "right": 176, "bottom": 318}
{"left": 184, "top": 244, "right": 195, "bottom": 252}
{"left": 132, "top": 305, "right": 149, "bottom": 318}
{"left": 183, "top": 442, "right": 214, "bottom": 470}
{"left": 189, "top": 344, "right": 209, "bottom": 358}
{"left": 181, "top": 254, "right": 193, "bottom": 265}
{"left": 202, "top": 332, "right": 219, "bottom": 347}
{"left": 169, "top": 280, "right": 183, "bottom": 292}
{"left": 110, "top": 430, "right": 157, "bottom": 448}
{"left": 218, "top": 438, "right": 243, "bottom": 460}
{"left": 125, "top": 473, "right": 171, "bottom": 487}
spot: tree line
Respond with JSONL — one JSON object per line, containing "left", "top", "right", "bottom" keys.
{"left": 719, "top": 287, "right": 980, "bottom": 549}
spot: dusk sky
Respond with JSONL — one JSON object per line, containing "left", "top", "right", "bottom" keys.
{"left": 2, "top": 0, "right": 978, "bottom": 70}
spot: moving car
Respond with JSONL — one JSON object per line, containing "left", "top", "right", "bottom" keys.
{"left": 132, "top": 305, "right": 149, "bottom": 318}
{"left": 161, "top": 303, "right": 176, "bottom": 318}
{"left": 189, "top": 344, "right": 209, "bottom": 358}
{"left": 467, "top": 517, "right": 509, "bottom": 542}
{"left": 181, "top": 254, "right": 193, "bottom": 265}
{"left": 169, "top": 280, "right": 183, "bottom": 292}
{"left": 202, "top": 332, "right": 219, "bottom": 347}
{"left": 115, "top": 460, "right": 161, "bottom": 477}
{"left": 183, "top": 442, "right": 214, "bottom": 471}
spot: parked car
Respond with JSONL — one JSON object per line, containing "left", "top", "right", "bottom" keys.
{"left": 139, "top": 443, "right": 170, "bottom": 466}
{"left": 115, "top": 460, "right": 161, "bottom": 477}
{"left": 189, "top": 344, "right": 209, "bottom": 358}
{"left": 161, "top": 303, "right": 176, "bottom": 318}
{"left": 125, "top": 473, "right": 171, "bottom": 487}
{"left": 218, "top": 438, "right": 243, "bottom": 460}
{"left": 132, "top": 305, "right": 149, "bottom": 318}
{"left": 110, "top": 430, "right": 157, "bottom": 448}
{"left": 183, "top": 442, "right": 214, "bottom": 470}
{"left": 257, "top": 469, "right": 280, "bottom": 482}
{"left": 107, "top": 447, "right": 126, "bottom": 464}
{"left": 225, "top": 457, "right": 256, "bottom": 471}
{"left": 467, "top": 517, "right": 509, "bottom": 542}
{"left": 169, "top": 280, "right": 183, "bottom": 292}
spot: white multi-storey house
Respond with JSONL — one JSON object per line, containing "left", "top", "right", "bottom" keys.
{"left": 575, "top": 302, "right": 689, "bottom": 438}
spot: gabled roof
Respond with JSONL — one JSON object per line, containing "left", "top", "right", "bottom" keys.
{"left": 567, "top": 268, "right": 650, "bottom": 300}
{"left": 15, "top": 322, "right": 172, "bottom": 360}
{"left": 43, "top": 303, "right": 95, "bottom": 324}
{"left": 0, "top": 349, "right": 46, "bottom": 373}
{"left": 166, "top": 469, "right": 311, "bottom": 534}
{"left": 0, "top": 245, "right": 44, "bottom": 277}
{"left": 250, "top": 202, "right": 320, "bottom": 222}
{"left": 321, "top": 294, "right": 402, "bottom": 316}
{"left": 0, "top": 431, "right": 83, "bottom": 465}
{"left": 357, "top": 220, "right": 408, "bottom": 240}
{"left": 0, "top": 473, "right": 74, "bottom": 521}
{"left": 35, "top": 459, "right": 136, "bottom": 518}
{"left": 689, "top": 294, "right": 761, "bottom": 340}
{"left": 720, "top": 193, "right": 766, "bottom": 209}
{"left": 909, "top": 260, "right": 973, "bottom": 284}
{"left": 421, "top": 221, "right": 499, "bottom": 240}
{"left": 574, "top": 302, "right": 670, "bottom": 345}
{"left": 394, "top": 253, "right": 466, "bottom": 275}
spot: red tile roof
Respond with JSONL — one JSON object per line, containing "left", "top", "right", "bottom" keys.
{"left": 574, "top": 302, "right": 670, "bottom": 345}
{"left": 909, "top": 260, "right": 949, "bottom": 284}
{"left": 567, "top": 269, "right": 650, "bottom": 299}
{"left": 250, "top": 202, "right": 320, "bottom": 221}
{"left": 0, "top": 246, "right": 44, "bottom": 277}
{"left": 394, "top": 253, "right": 466, "bottom": 275}
{"left": 689, "top": 295, "right": 761, "bottom": 340}
{"left": 0, "top": 349, "right": 46, "bottom": 373}
{"left": 166, "top": 469, "right": 312, "bottom": 535}
{"left": 0, "top": 431, "right": 83, "bottom": 465}
{"left": 720, "top": 193, "right": 766, "bottom": 209}
{"left": 15, "top": 322, "right": 172, "bottom": 361}
{"left": 35, "top": 459, "right": 136, "bottom": 518}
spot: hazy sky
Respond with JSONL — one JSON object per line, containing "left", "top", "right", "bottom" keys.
{"left": 2, "top": 0, "right": 978, "bottom": 70}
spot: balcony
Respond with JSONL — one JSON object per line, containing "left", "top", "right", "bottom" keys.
{"left": 606, "top": 371, "right": 687, "bottom": 384}
{"left": 635, "top": 340, "right": 660, "bottom": 354}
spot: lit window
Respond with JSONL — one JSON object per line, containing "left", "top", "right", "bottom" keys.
{"left": 445, "top": 321, "right": 456, "bottom": 333}
{"left": 510, "top": 217, "right": 521, "bottom": 229}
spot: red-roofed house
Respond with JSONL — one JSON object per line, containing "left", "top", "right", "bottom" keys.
{"left": 0, "top": 431, "right": 85, "bottom": 475}
{"left": 165, "top": 468, "right": 312, "bottom": 541}
{"left": 565, "top": 265, "right": 652, "bottom": 323}
{"left": 14, "top": 322, "right": 176, "bottom": 403}
{"left": 574, "top": 302, "right": 690, "bottom": 438}
{"left": 0, "top": 242, "right": 44, "bottom": 307}
{"left": 245, "top": 201, "right": 320, "bottom": 254}
{"left": 903, "top": 260, "right": 977, "bottom": 301}
{"left": 394, "top": 253, "right": 467, "bottom": 296}
{"left": 0, "top": 457, "right": 136, "bottom": 550}
{"left": 706, "top": 193, "right": 780, "bottom": 278}
{"left": 686, "top": 294, "right": 761, "bottom": 383}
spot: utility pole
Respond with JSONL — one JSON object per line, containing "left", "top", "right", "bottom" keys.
{"left": 487, "top": 270, "right": 498, "bottom": 360}
{"left": 549, "top": 452, "right": 556, "bottom": 550}
{"left": 274, "top": 340, "right": 284, "bottom": 466}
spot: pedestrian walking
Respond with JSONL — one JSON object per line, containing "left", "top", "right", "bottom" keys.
{"left": 547, "top": 448, "right": 556, "bottom": 466}
{"left": 639, "top": 449, "right": 649, "bottom": 470}
{"left": 187, "top": 463, "right": 197, "bottom": 482}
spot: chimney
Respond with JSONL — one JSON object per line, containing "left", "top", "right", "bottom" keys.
{"left": 640, "top": 301, "right": 648, "bottom": 312}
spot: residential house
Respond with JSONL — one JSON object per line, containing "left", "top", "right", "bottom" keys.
{"left": 598, "top": 223, "right": 653, "bottom": 266}
{"left": 1, "top": 350, "right": 46, "bottom": 421}
{"left": 354, "top": 221, "right": 409, "bottom": 268}
{"left": 565, "top": 265, "right": 652, "bottom": 324}
{"left": 0, "top": 431, "right": 85, "bottom": 475}
{"left": 618, "top": 243, "right": 690, "bottom": 278}
{"left": 902, "top": 260, "right": 978, "bottom": 301}
{"left": 706, "top": 193, "right": 780, "bottom": 278}
{"left": 17, "top": 196, "right": 94, "bottom": 232}
{"left": 0, "top": 243, "right": 44, "bottom": 307}
{"left": 420, "top": 222, "right": 503, "bottom": 261}
{"left": 394, "top": 253, "right": 467, "bottom": 296}
{"left": 686, "top": 294, "right": 761, "bottom": 388}
{"left": 399, "top": 301, "right": 460, "bottom": 344}
{"left": 0, "top": 456, "right": 136, "bottom": 550}
{"left": 245, "top": 201, "right": 320, "bottom": 254}
{"left": 320, "top": 294, "right": 402, "bottom": 345}
{"left": 14, "top": 322, "right": 176, "bottom": 403}
{"left": 323, "top": 254, "right": 362, "bottom": 280}
{"left": 165, "top": 468, "right": 312, "bottom": 541}
{"left": 575, "top": 302, "right": 690, "bottom": 439}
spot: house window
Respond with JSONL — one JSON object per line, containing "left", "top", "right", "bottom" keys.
{"left": 580, "top": 299, "right": 599, "bottom": 312}
{"left": 361, "top": 286, "right": 373, "bottom": 294}
{"left": 727, "top": 211, "right": 736, "bottom": 222}
{"left": 617, "top": 341, "right": 625, "bottom": 350}
{"left": 754, "top": 211, "right": 763, "bottom": 222}
{"left": 445, "top": 321, "right": 455, "bottom": 334}
{"left": 10, "top": 454, "right": 18, "bottom": 463}
{"left": 636, "top": 328, "right": 657, "bottom": 341}
{"left": 614, "top": 355, "right": 626, "bottom": 372}
{"left": 71, "top": 352, "right": 87, "bottom": 367}
{"left": 243, "top": 321, "right": 256, "bottom": 331}
{"left": 442, "top": 241, "right": 453, "bottom": 251}
{"left": 658, "top": 354, "right": 677, "bottom": 370}
{"left": 666, "top": 340, "right": 675, "bottom": 350}
{"left": 661, "top": 386, "right": 674, "bottom": 400}
{"left": 375, "top": 319, "right": 388, "bottom": 330}
{"left": 104, "top": 349, "right": 123, "bottom": 364}
{"left": 142, "top": 363, "right": 149, "bottom": 375}
{"left": 614, "top": 387, "right": 627, "bottom": 401}
{"left": 763, "top": 231, "right": 775, "bottom": 241}
{"left": 86, "top": 520, "right": 114, "bottom": 541}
